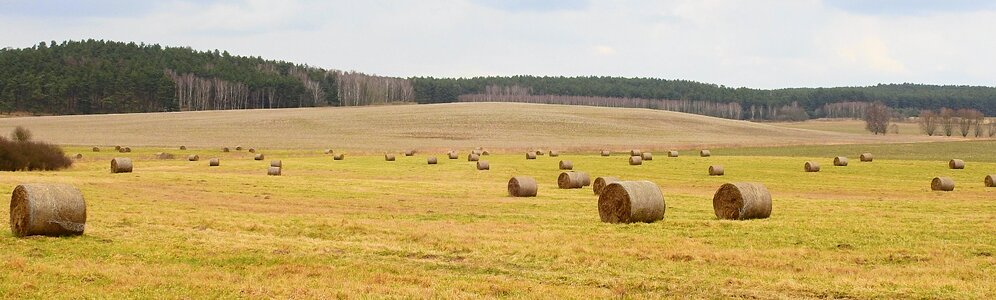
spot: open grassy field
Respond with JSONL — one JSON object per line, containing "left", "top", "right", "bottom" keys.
{"left": 777, "top": 119, "right": 925, "bottom": 136}
{"left": 1, "top": 141, "right": 994, "bottom": 298}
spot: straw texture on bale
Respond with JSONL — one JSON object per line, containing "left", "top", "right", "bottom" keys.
{"left": 949, "top": 159, "right": 965, "bottom": 169}
{"left": 593, "top": 176, "right": 621, "bottom": 195}
{"left": 110, "top": 158, "right": 132, "bottom": 173}
{"left": 223, "top": 147, "right": 230, "bottom": 152}
{"left": 641, "top": 152, "right": 653, "bottom": 160}
{"left": 92, "top": 147, "right": 100, "bottom": 152}
{"left": 834, "top": 156, "right": 848, "bottom": 166}
{"left": 598, "top": 181, "right": 665, "bottom": 224}
{"left": 508, "top": 176, "right": 538, "bottom": 197}
{"left": 668, "top": 151, "right": 678, "bottom": 157}
{"left": 427, "top": 157, "right": 438, "bottom": 164}
{"left": 630, "top": 149, "right": 642, "bottom": 156}
{"left": 559, "top": 160, "right": 573, "bottom": 170}
{"left": 549, "top": 150, "right": 559, "bottom": 157}
{"left": 180, "top": 146, "right": 186, "bottom": 150}
{"left": 385, "top": 154, "right": 396, "bottom": 161}
{"left": 860, "top": 153, "right": 873, "bottom": 162}
{"left": 931, "top": 177, "right": 955, "bottom": 191}
{"left": 558, "top": 171, "right": 590, "bottom": 189}
{"left": 700, "top": 150, "right": 711, "bottom": 157}
{"left": 155, "top": 152, "right": 175, "bottom": 160}
{"left": 209, "top": 158, "right": 220, "bottom": 166}
{"left": 74, "top": 153, "right": 83, "bottom": 159}
{"left": 985, "top": 174, "right": 995, "bottom": 187}
{"left": 267, "top": 167, "right": 281, "bottom": 176}
{"left": 468, "top": 153, "right": 480, "bottom": 161}
{"left": 804, "top": 161, "right": 820, "bottom": 172}
{"left": 476, "top": 161, "right": 490, "bottom": 170}
{"left": 405, "top": 150, "right": 415, "bottom": 156}
{"left": 254, "top": 154, "right": 264, "bottom": 161}
{"left": 709, "top": 165, "right": 725, "bottom": 176}
{"left": 448, "top": 152, "right": 459, "bottom": 159}
{"left": 187, "top": 155, "right": 199, "bottom": 161}
{"left": 270, "top": 160, "right": 281, "bottom": 168}
{"left": 9, "top": 184, "right": 86, "bottom": 237}
{"left": 712, "top": 182, "right": 772, "bottom": 220}
{"left": 629, "top": 156, "right": 642, "bottom": 165}
{"left": 526, "top": 152, "right": 537, "bottom": 160}
{"left": 600, "top": 150, "right": 610, "bottom": 156}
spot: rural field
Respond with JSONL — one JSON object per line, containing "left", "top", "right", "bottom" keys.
{"left": 1, "top": 103, "right": 994, "bottom": 299}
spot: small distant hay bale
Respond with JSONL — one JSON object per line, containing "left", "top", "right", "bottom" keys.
{"left": 593, "top": 176, "right": 620, "bottom": 195}
{"left": 700, "top": 150, "right": 711, "bottom": 157}
{"left": 804, "top": 161, "right": 820, "bottom": 172}
{"left": 333, "top": 154, "right": 344, "bottom": 160}
{"left": 985, "top": 174, "right": 994, "bottom": 187}
{"left": 471, "top": 150, "right": 483, "bottom": 155}
{"left": 180, "top": 145, "right": 186, "bottom": 150}
{"left": 448, "top": 152, "right": 459, "bottom": 159}
{"left": 254, "top": 154, "right": 264, "bottom": 161}
{"left": 860, "top": 153, "right": 873, "bottom": 162}
{"left": 385, "top": 154, "right": 396, "bottom": 161}
{"left": 629, "top": 156, "right": 642, "bottom": 165}
{"left": 949, "top": 159, "right": 965, "bottom": 169}
{"left": 558, "top": 171, "right": 590, "bottom": 189}
{"left": 324, "top": 149, "right": 332, "bottom": 154}
{"left": 833, "top": 156, "right": 848, "bottom": 166}
{"left": 267, "top": 167, "right": 281, "bottom": 176}
{"left": 535, "top": 150, "right": 544, "bottom": 156}
{"left": 92, "top": 147, "right": 100, "bottom": 152}
{"left": 248, "top": 148, "right": 256, "bottom": 153}
{"left": 222, "top": 147, "right": 230, "bottom": 152}
{"left": 270, "top": 160, "right": 282, "bottom": 168}
{"left": 482, "top": 150, "right": 490, "bottom": 156}
{"left": 597, "top": 181, "right": 665, "bottom": 224}
{"left": 154, "top": 152, "right": 175, "bottom": 160}
{"left": 931, "top": 177, "right": 955, "bottom": 191}
{"left": 187, "top": 155, "right": 200, "bottom": 161}
{"left": 630, "top": 149, "right": 642, "bottom": 156}
{"left": 427, "top": 157, "right": 438, "bottom": 164}
{"left": 559, "top": 160, "right": 573, "bottom": 170}
{"left": 508, "top": 176, "right": 538, "bottom": 197}
{"left": 74, "top": 153, "right": 83, "bottom": 159}
{"left": 114, "top": 145, "right": 121, "bottom": 151}
{"left": 9, "top": 184, "right": 87, "bottom": 237}
{"left": 600, "top": 150, "right": 611, "bottom": 156}
{"left": 641, "top": 152, "right": 653, "bottom": 160}
{"left": 526, "top": 152, "right": 536, "bottom": 160}
{"left": 468, "top": 153, "right": 480, "bottom": 161}
{"left": 713, "top": 182, "right": 772, "bottom": 220}
{"left": 110, "top": 158, "right": 133, "bottom": 173}
{"left": 668, "top": 150, "right": 679, "bottom": 157}
{"left": 235, "top": 146, "right": 243, "bottom": 151}
{"left": 549, "top": 150, "right": 559, "bottom": 157}
{"left": 709, "top": 165, "right": 725, "bottom": 176}
{"left": 119, "top": 147, "right": 131, "bottom": 153}
{"left": 404, "top": 150, "right": 416, "bottom": 156}
{"left": 209, "top": 158, "right": 220, "bottom": 166}
{"left": 476, "top": 161, "right": 490, "bottom": 170}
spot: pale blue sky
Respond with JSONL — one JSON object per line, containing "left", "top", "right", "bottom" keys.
{"left": 2, "top": 0, "right": 995, "bottom": 88}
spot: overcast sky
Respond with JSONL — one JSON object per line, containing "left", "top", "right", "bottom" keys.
{"left": 2, "top": 0, "right": 995, "bottom": 89}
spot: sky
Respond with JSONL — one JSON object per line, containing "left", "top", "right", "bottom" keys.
{"left": 1, "top": 0, "right": 995, "bottom": 89}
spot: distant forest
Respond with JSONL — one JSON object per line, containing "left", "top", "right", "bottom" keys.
{"left": 1, "top": 40, "right": 994, "bottom": 119}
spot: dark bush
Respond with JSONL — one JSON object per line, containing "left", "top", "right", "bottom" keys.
{"left": 0, "top": 128, "right": 72, "bottom": 171}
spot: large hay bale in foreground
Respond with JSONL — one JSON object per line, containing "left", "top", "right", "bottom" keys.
{"left": 334, "top": 154, "right": 344, "bottom": 160}
{"left": 180, "top": 145, "right": 186, "bottom": 150}
{"left": 860, "top": 153, "right": 873, "bottom": 162}
{"left": 700, "top": 150, "right": 711, "bottom": 157}
{"left": 804, "top": 161, "right": 820, "bottom": 172}
{"left": 110, "top": 158, "right": 132, "bottom": 173}
{"left": 600, "top": 150, "right": 611, "bottom": 156}
{"left": 427, "top": 157, "right": 437, "bottom": 164}
{"left": 508, "top": 176, "right": 538, "bottom": 197}
{"left": 593, "top": 176, "right": 620, "bottom": 195}
{"left": 558, "top": 171, "right": 590, "bottom": 189}
{"left": 559, "top": 160, "right": 573, "bottom": 170}
{"left": 667, "top": 150, "right": 679, "bottom": 157}
{"left": 713, "top": 182, "right": 772, "bottom": 220}
{"left": 404, "top": 150, "right": 416, "bottom": 156}
{"left": 267, "top": 167, "right": 281, "bottom": 176}
{"left": 187, "top": 155, "right": 200, "bottom": 161}
{"left": 931, "top": 177, "right": 955, "bottom": 191}
{"left": 598, "top": 181, "right": 665, "bottom": 224}
{"left": 448, "top": 152, "right": 459, "bottom": 159}
{"left": 476, "top": 161, "right": 490, "bottom": 170}
{"left": 270, "top": 160, "right": 282, "bottom": 168}
{"left": 92, "top": 147, "right": 100, "bottom": 152}
{"left": 629, "top": 156, "right": 642, "bottom": 165}
{"left": 468, "top": 153, "right": 480, "bottom": 161}
{"left": 985, "top": 174, "right": 995, "bottom": 187}
{"left": 9, "top": 184, "right": 86, "bottom": 237}
{"left": 549, "top": 150, "right": 559, "bottom": 157}
{"left": 385, "top": 154, "right": 396, "bottom": 161}
{"left": 526, "top": 152, "right": 537, "bottom": 160}
{"left": 209, "top": 158, "right": 220, "bottom": 166}
{"left": 630, "top": 149, "right": 642, "bottom": 156}
{"left": 641, "top": 152, "right": 653, "bottom": 161}
{"left": 833, "top": 156, "right": 848, "bottom": 166}
{"left": 709, "top": 165, "right": 725, "bottom": 176}
{"left": 254, "top": 154, "right": 264, "bottom": 161}
{"left": 949, "top": 159, "right": 965, "bottom": 169}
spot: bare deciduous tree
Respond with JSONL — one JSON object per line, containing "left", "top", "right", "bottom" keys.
{"left": 918, "top": 110, "right": 939, "bottom": 136}
{"left": 940, "top": 108, "right": 955, "bottom": 137}
{"left": 863, "top": 102, "right": 890, "bottom": 135}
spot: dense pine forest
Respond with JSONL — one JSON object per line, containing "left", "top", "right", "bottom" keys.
{"left": 1, "top": 40, "right": 994, "bottom": 119}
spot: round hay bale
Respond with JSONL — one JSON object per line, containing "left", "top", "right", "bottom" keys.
{"left": 468, "top": 153, "right": 480, "bottom": 161}
{"left": 668, "top": 150, "right": 679, "bottom": 157}
{"left": 267, "top": 166, "right": 281, "bottom": 176}
{"left": 629, "top": 156, "right": 642, "bottom": 165}
{"left": 558, "top": 171, "right": 591, "bottom": 189}
{"left": 404, "top": 150, "right": 415, "bottom": 156}
{"left": 122, "top": 147, "right": 131, "bottom": 153}
{"left": 180, "top": 145, "right": 186, "bottom": 150}
{"left": 235, "top": 146, "right": 243, "bottom": 151}
{"left": 860, "top": 153, "right": 873, "bottom": 162}
{"left": 482, "top": 150, "right": 490, "bottom": 156}
{"left": 110, "top": 158, "right": 133, "bottom": 173}
{"left": 833, "top": 156, "right": 848, "bottom": 166}
{"left": 254, "top": 154, "right": 264, "bottom": 161}
{"left": 985, "top": 174, "right": 994, "bottom": 187}
{"left": 471, "top": 150, "right": 483, "bottom": 156}
{"left": 114, "top": 145, "right": 121, "bottom": 151}
{"left": 700, "top": 150, "right": 711, "bottom": 157}
{"left": 949, "top": 159, "right": 965, "bottom": 169}
{"left": 448, "top": 152, "right": 459, "bottom": 159}
{"left": 324, "top": 149, "right": 332, "bottom": 154}
{"left": 209, "top": 158, "right": 220, "bottom": 166}
{"left": 641, "top": 152, "right": 653, "bottom": 160}
{"left": 92, "top": 147, "right": 100, "bottom": 152}
{"left": 600, "top": 150, "right": 611, "bottom": 156}
{"left": 385, "top": 154, "right": 396, "bottom": 161}
{"left": 222, "top": 147, "right": 230, "bottom": 152}
{"left": 535, "top": 150, "right": 544, "bottom": 156}
{"left": 9, "top": 184, "right": 86, "bottom": 237}
{"left": 270, "top": 160, "right": 282, "bottom": 168}
{"left": 427, "top": 157, "right": 438, "bottom": 164}
{"left": 333, "top": 153, "right": 344, "bottom": 160}
{"left": 709, "top": 165, "right": 725, "bottom": 176}
{"left": 508, "top": 176, "right": 538, "bottom": 197}
{"left": 549, "top": 150, "right": 559, "bottom": 157}
{"left": 476, "top": 161, "right": 490, "bottom": 170}
{"left": 526, "top": 152, "right": 537, "bottom": 160}
{"left": 559, "top": 160, "right": 573, "bottom": 170}
{"left": 154, "top": 152, "right": 175, "bottom": 160}
{"left": 248, "top": 148, "right": 256, "bottom": 153}
{"left": 74, "top": 153, "right": 83, "bottom": 159}
{"left": 804, "top": 161, "right": 821, "bottom": 172}
{"left": 187, "top": 155, "right": 200, "bottom": 162}
{"left": 630, "top": 149, "right": 642, "bottom": 156}
{"left": 931, "top": 177, "right": 955, "bottom": 191}
{"left": 712, "top": 182, "right": 772, "bottom": 220}
{"left": 593, "top": 176, "right": 620, "bottom": 195}
{"left": 598, "top": 181, "right": 665, "bottom": 224}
